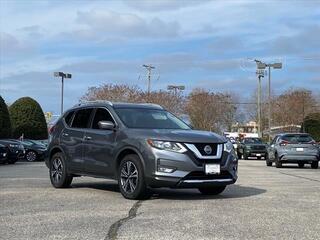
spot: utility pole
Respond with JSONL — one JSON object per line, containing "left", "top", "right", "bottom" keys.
{"left": 142, "top": 64, "right": 155, "bottom": 95}
{"left": 256, "top": 69, "right": 264, "bottom": 138}
{"left": 255, "top": 60, "right": 282, "bottom": 142}
{"left": 54, "top": 72, "right": 72, "bottom": 115}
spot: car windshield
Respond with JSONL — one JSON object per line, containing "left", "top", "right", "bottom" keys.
{"left": 281, "top": 134, "right": 314, "bottom": 143}
{"left": 243, "top": 138, "right": 263, "bottom": 144}
{"left": 115, "top": 108, "right": 191, "bottom": 130}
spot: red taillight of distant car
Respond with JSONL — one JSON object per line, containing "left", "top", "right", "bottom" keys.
{"left": 279, "top": 140, "right": 289, "bottom": 146}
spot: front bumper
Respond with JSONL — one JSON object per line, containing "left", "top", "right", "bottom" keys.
{"left": 144, "top": 146, "right": 238, "bottom": 188}
{"left": 245, "top": 150, "right": 267, "bottom": 159}
{"left": 8, "top": 149, "right": 25, "bottom": 160}
{"left": 0, "top": 151, "right": 8, "bottom": 162}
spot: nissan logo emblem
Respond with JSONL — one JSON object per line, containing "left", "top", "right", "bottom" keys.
{"left": 204, "top": 145, "right": 212, "bottom": 155}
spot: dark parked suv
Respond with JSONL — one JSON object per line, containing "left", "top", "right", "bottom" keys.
{"left": 45, "top": 101, "right": 238, "bottom": 199}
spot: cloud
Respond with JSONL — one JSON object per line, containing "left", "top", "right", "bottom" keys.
{"left": 18, "top": 25, "right": 43, "bottom": 38}
{"left": 261, "top": 25, "right": 320, "bottom": 56}
{"left": 74, "top": 9, "right": 180, "bottom": 40}
{"left": 0, "top": 32, "right": 33, "bottom": 57}
{"left": 123, "top": 0, "right": 212, "bottom": 12}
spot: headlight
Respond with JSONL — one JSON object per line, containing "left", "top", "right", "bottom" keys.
{"left": 147, "top": 139, "right": 187, "bottom": 153}
{"left": 9, "top": 144, "right": 18, "bottom": 148}
{"left": 224, "top": 141, "right": 234, "bottom": 153}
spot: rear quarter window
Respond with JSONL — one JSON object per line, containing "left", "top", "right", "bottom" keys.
{"left": 64, "top": 111, "right": 75, "bottom": 127}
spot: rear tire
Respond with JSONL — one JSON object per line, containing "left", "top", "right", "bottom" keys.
{"left": 118, "top": 154, "right": 149, "bottom": 200}
{"left": 266, "top": 159, "right": 272, "bottom": 167}
{"left": 275, "top": 153, "right": 282, "bottom": 168}
{"left": 26, "top": 150, "right": 37, "bottom": 162}
{"left": 49, "top": 152, "right": 73, "bottom": 188}
{"left": 311, "top": 161, "right": 319, "bottom": 169}
{"left": 198, "top": 186, "right": 226, "bottom": 195}
{"left": 298, "top": 163, "right": 304, "bottom": 168}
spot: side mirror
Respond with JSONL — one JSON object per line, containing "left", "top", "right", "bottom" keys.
{"left": 98, "top": 121, "right": 115, "bottom": 130}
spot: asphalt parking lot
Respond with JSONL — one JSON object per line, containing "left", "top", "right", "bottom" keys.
{"left": 1, "top": 161, "right": 319, "bottom": 240}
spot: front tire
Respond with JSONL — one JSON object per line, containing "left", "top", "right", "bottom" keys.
{"left": 118, "top": 154, "right": 149, "bottom": 200}
{"left": 198, "top": 186, "right": 226, "bottom": 195}
{"left": 49, "top": 152, "right": 73, "bottom": 188}
{"left": 311, "top": 161, "right": 319, "bottom": 169}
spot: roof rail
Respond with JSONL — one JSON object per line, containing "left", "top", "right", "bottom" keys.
{"left": 75, "top": 100, "right": 113, "bottom": 107}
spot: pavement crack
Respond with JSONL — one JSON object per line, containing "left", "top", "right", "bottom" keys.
{"left": 106, "top": 200, "right": 143, "bottom": 240}
{"left": 279, "top": 171, "right": 320, "bottom": 183}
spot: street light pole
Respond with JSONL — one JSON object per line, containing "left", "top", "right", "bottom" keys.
{"left": 268, "top": 65, "right": 271, "bottom": 141}
{"left": 255, "top": 60, "right": 282, "bottom": 141}
{"left": 54, "top": 72, "right": 72, "bottom": 115}
{"left": 167, "top": 85, "right": 185, "bottom": 95}
{"left": 61, "top": 74, "right": 64, "bottom": 115}
{"left": 256, "top": 70, "right": 264, "bottom": 138}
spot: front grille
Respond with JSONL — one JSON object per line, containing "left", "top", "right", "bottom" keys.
{"left": 183, "top": 171, "right": 233, "bottom": 180}
{"left": 251, "top": 145, "right": 266, "bottom": 151}
{"left": 194, "top": 143, "right": 218, "bottom": 156}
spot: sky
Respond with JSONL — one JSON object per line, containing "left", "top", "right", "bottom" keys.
{"left": 0, "top": 0, "right": 319, "bottom": 115}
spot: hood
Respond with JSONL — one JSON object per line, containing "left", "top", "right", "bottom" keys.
{"left": 245, "top": 143, "right": 266, "bottom": 146}
{"left": 127, "top": 129, "right": 226, "bottom": 143}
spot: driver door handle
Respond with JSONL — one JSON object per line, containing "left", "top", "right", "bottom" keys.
{"left": 62, "top": 133, "right": 69, "bottom": 137}
{"left": 84, "top": 136, "right": 92, "bottom": 141}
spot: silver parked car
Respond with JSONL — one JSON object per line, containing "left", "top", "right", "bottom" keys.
{"left": 266, "top": 133, "right": 320, "bottom": 168}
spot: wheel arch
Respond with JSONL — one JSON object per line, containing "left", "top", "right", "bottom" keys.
{"left": 115, "top": 146, "right": 146, "bottom": 173}
{"left": 49, "top": 146, "right": 65, "bottom": 162}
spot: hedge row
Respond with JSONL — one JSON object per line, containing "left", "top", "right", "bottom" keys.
{"left": 0, "top": 96, "right": 48, "bottom": 140}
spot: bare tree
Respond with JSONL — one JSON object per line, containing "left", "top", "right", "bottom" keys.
{"left": 271, "top": 88, "right": 318, "bottom": 128}
{"left": 185, "top": 88, "right": 236, "bottom": 133}
{"left": 81, "top": 84, "right": 142, "bottom": 103}
{"left": 81, "top": 84, "right": 186, "bottom": 115}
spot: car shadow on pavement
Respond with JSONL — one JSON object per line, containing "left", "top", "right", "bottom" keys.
{"left": 150, "top": 184, "right": 266, "bottom": 200}
{"left": 70, "top": 182, "right": 266, "bottom": 200}
{"left": 71, "top": 181, "right": 120, "bottom": 192}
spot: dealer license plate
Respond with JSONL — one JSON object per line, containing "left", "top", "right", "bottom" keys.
{"left": 205, "top": 164, "right": 220, "bottom": 175}
{"left": 296, "top": 148, "right": 304, "bottom": 152}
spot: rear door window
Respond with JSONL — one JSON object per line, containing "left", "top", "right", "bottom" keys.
{"left": 71, "top": 109, "right": 93, "bottom": 129}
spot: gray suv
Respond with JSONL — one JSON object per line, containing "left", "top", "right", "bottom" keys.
{"left": 45, "top": 101, "right": 238, "bottom": 199}
{"left": 266, "top": 133, "right": 320, "bottom": 168}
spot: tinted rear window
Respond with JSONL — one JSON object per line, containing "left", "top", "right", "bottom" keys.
{"left": 71, "top": 109, "right": 93, "bottom": 128}
{"left": 281, "top": 134, "right": 314, "bottom": 143}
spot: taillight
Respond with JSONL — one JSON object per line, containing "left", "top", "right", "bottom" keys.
{"left": 279, "top": 140, "right": 289, "bottom": 146}
{"left": 49, "top": 125, "right": 55, "bottom": 135}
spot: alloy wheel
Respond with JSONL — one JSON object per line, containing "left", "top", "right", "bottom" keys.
{"left": 120, "top": 161, "right": 138, "bottom": 194}
{"left": 26, "top": 151, "right": 37, "bottom": 162}
{"left": 51, "top": 157, "right": 63, "bottom": 183}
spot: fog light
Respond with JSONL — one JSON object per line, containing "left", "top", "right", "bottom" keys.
{"left": 158, "top": 166, "right": 176, "bottom": 173}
